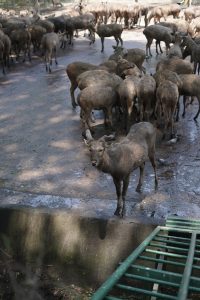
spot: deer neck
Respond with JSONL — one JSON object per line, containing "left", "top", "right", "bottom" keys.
{"left": 98, "top": 149, "right": 111, "bottom": 174}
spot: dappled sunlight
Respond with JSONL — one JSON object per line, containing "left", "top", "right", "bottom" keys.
{"left": 51, "top": 85, "right": 68, "bottom": 93}
{"left": 50, "top": 104, "right": 63, "bottom": 111}
{"left": 15, "top": 94, "right": 30, "bottom": 101}
{"left": 22, "top": 76, "right": 38, "bottom": 83}
{"left": 0, "top": 113, "right": 13, "bottom": 121}
{"left": 0, "top": 124, "right": 20, "bottom": 134}
{"left": 18, "top": 164, "right": 66, "bottom": 181}
{"left": 70, "top": 176, "right": 96, "bottom": 187}
{"left": 10, "top": 210, "right": 46, "bottom": 257}
{"left": 67, "top": 113, "right": 81, "bottom": 121}
{"left": 23, "top": 214, "right": 45, "bottom": 255}
{"left": 52, "top": 214, "right": 82, "bottom": 257}
{"left": 49, "top": 115, "right": 67, "bottom": 124}
{"left": 50, "top": 140, "right": 75, "bottom": 150}
{"left": 18, "top": 169, "right": 46, "bottom": 180}
{"left": 3, "top": 143, "right": 18, "bottom": 153}
{"left": 141, "top": 192, "right": 168, "bottom": 208}
{"left": 41, "top": 181, "right": 61, "bottom": 191}
{"left": 45, "top": 155, "right": 59, "bottom": 164}
{"left": 44, "top": 166, "right": 65, "bottom": 175}
{"left": 0, "top": 77, "right": 19, "bottom": 85}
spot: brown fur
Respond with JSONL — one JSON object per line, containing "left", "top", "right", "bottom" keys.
{"left": 87, "top": 122, "right": 158, "bottom": 217}
{"left": 156, "top": 80, "right": 179, "bottom": 138}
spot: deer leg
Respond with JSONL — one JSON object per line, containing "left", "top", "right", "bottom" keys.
{"left": 74, "top": 29, "right": 78, "bottom": 37}
{"left": 90, "top": 111, "right": 95, "bottom": 123}
{"left": 28, "top": 47, "right": 31, "bottom": 62}
{"left": 70, "top": 82, "right": 78, "bottom": 108}
{"left": 149, "top": 150, "right": 158, "bottom": 190}
{"left": 89, "top": 29, "right": 95, "bottom": 44}
{"left": 45, "top": 57, "right": 49, "bottom": 73}
{"left": 159, "top": 41, "right": 163, "bottom": 53}
{"left": 80, "top": 108, "right": 84, "bottom": 119}
{"left": 144, "top": 16, "right": 148, "bottom": 27}
{"left": 158, "top": 41, "right": 163, "bottom": 54}
{"left": 194, "top": 97, "right": 200, "bottom": 120}
{"left": 169, "top": 113, "right": 173, "bottom": 138}
{"left": 1, "top": 57, "right": 5, "bottom": 75}
{"left": 69, "top": 32, "right": 73, "bottom": 45}
{"left": 126, "top": 101, "right": 133, "bottom": 133}
{"left": 125, "top": 111, "right": 130, "bottom": 133}
{"left": 22, "top": 45, "right": 26, "bottom": 63}
{"left": 101, "top": 37, "right": 105, "bottom": 52}
{"left": 54, "top": 47, "right": 58, "bottom": 65}
{"left": 136, "top": 163, "right": 145, "bottom": 192}
{"left": 84, "top": 109, "right": 93, "bottom": 131}
{"left": 103, "top": 108, "right": 108, "bottom": 127}
{"left": 119, "top": 36, "right": 123, "bottom": 46}
{"left": 154, "top": 99, "right": 159, "bottom": 120}
{"left": 114, "top": 36, "right": 119, "bottom": 47}
{"left": 146, "top": 38, "right": 153, "bottom": 57}
{"left": 26, "top": 42, "right": 31, "bottom": 62}
{"left": 165, "top": 42, "right": 170, "bottom": 55}
{"left": 113, "top": 177, "right": 123, "bottom": 216}
{"left": 6, "top": 54, "right": 10, "bottom": 68}
{"left": 47, "top": 53, "right": 51, "bottom": 73}
{"left": 182, "top": 95, "right": 187, "bottom": 118}
{"left": 162, "top": 108, "right": 170, "bottom": 140}
{"left": 176, "top": 98, "right": 180, "bottom": 122}
{"left": 107, "top": 107, "right": 113, "bottom": 128}
{"left": 190, "top": 96, "right": 195, "bottom": 104}
{"left": 121, "top": 175, "right": 130, "bottom": 217}
{"left": 155, "top": 41, "right": 159, "bottom": 54}
{"left": 170, "top": 106, "right": 177, "bottom": 138}
{"left": 194, "top": 61, "right": 197, "bottom": 74}
{"left": 139, "top": 99, "right": 144, "bottom": 122}
{"left": 50, "top": 50, "right": 53, "bottom": 66}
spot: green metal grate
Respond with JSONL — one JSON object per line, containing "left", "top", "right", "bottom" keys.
{"left": 91, "top": 217, "right": 200, "bottom": 300}
{"left": 166, "top": 216, "right": 200, "bottom": 231}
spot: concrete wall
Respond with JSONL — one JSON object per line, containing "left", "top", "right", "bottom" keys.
{"left": 0, "top": 207, "right": 156, "bottom": 286}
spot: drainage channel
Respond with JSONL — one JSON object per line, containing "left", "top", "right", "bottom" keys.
{"left": 91, "top": 216, "right": 200, "bottom": 300}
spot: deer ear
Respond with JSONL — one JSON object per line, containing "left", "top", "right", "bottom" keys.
{"left": 84, "top": 139, "right": 91, "bottom": 147}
